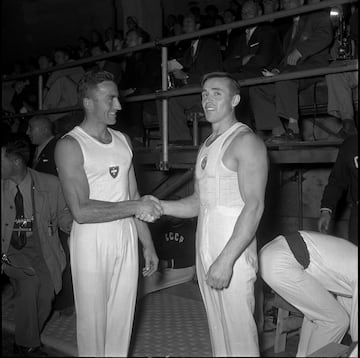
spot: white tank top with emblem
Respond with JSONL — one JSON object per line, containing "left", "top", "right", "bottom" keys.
{"left": 66, "top": 126, "right": 132, "bottom": 202}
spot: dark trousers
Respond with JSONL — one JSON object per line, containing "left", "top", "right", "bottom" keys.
{"left": 4, "top": 236, "right": 54, "bottom": 347}
{"left": 349, "top": 204, "right": 358, "bottom": 246}
{"left": 53, "top": 230, "right": 74, "bottom": 310}
{"left": 249, "top": 77, "right": 319, "bottom": 131}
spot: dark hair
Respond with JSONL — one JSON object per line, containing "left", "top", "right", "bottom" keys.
{"left": 201, "top": 72, "right": 241, "bottom": 96}
{"left": 2, "top": 135, "right": 31, "bottom": 165}
{"left": 77, "top": 70, "right": 114, "bottom": 103}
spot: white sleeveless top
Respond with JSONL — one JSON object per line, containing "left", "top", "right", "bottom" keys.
{"left": 196, "top": 122, "right": 252, "bottom": 209}
{"left": 66, "top": 126, "right": 132, "bottom": 202}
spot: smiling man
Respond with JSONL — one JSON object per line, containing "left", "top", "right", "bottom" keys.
{"left": 54, "top": 70, "right": 163, "bottom": 357}
{"left": 160, "top": 72, "right": 268, "bottom": 356}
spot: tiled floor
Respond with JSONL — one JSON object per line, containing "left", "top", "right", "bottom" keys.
{"left": 2, "top": 280, "right": 299, "bottom": 357}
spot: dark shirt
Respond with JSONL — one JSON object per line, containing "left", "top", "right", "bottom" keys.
{"left": 321, "top": 135, "right": 358, "bottom": 212}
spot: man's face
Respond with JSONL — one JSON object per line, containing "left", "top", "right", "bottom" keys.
{"left": 26, "top": 119, "right": 44, "bottom": 146}
{"left": 282, "top": 0, "right": 301, "bottom": 10}
{"left": 54, "top": 51, "right": 67, "bottom": 65}
{"left": 1, "top": 148, "right": 15, "bottom": 180}
{"left": 88, "top": 81, "right": 122, "bottom": 126}
{"left": 126, "top": 31, "right": 141, "bottom": 48}
{"left": 241, "top": 2, "right": 259, "bottom": 20}
{"left": 224, "top": 11, "right": 235, "bottom": 24}
{"left": 183, "top": 17, "right": 198, "bottom": 34}
{"left": 201, "top": 77, "right": 238, "bottom": 124}
{"left": 263, "top": 0, "right": 278, "bottom": 14}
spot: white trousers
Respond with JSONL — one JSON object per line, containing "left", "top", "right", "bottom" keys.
{"left": 70, "top": 220, "right": 138, "bottom": 357}
{"left": 259, "top": 231, "right": 358, "bottom": 357}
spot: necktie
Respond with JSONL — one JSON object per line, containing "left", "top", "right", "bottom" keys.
{"left": 246, "top": 28, "right": 251, "bottom": 44}
{"left": 32, "top": 147, "right": 40, "bottom": 168}
{"left": 291, "top": 18, "right": 299, "bottom": 40}
{"left": 191, "top": 41, "right": 197, "bottom": 58}
{"left": 10, "top": 185, "right": 27, "bottom": 250}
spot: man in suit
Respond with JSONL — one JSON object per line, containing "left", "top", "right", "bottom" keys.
{"left": 249, "top": 0, "right": 333, "bottom": 141}
{"left": 166, "top": 14, "right": 223, "bottom": 142}
{"left": 27, "top": 115, "right": 75, "bottom": 315}
{"left": 1, "top": 136, "right": 72, "bottom": 355}
{"left": 223, "top": 0, "right": 282, "bottom": 128}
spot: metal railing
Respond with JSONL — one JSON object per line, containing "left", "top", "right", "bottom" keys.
{"left": 2, "top": 0, "right": 358, "bottom": 169}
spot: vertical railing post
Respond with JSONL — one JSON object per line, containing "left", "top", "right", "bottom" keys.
{"left": 38, "top": 74, "right": 43, "bottom": 110}
{"left": 160, "top": 46, "right": 169, "bottom": 171}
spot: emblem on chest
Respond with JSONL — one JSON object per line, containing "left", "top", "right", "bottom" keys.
{"left": 201, "top": 156, "right": 207, "bottom": 170}
{"left": 109, "top": 166, "right": 119, "bottom": 178}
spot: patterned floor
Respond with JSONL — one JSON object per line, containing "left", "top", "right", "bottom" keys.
{"left": 2, "top": 280, "right": 298, "bottom": 357}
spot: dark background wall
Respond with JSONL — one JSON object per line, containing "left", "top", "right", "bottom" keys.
{"left": 1, "top": 0, "right": 122, "bottom": 72}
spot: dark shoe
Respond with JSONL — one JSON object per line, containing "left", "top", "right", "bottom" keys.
{"left": 285, "top": 128, "right": 302, "bottom": 141}
{"left": 13, "top": 343, "right": 48, "bottom": 356}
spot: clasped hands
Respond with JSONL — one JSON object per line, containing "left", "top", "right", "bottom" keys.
{"left": 135, "top": 195, "right": 163, "bottom": 223}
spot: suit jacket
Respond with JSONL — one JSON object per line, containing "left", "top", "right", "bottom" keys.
{"left": 33, "top": 137, "right": 58, "bottom": 176}
{"left": 278, "top": 10, "right": 333, "bottom": 72}
{"left": 223, "top": 24, "right": 282, "bottom": 77}
{"left": 1, "top": 169, "right": 72, "bottom": 293}
{"left": 179, "top": 37, "right": 223, "bottom": 85}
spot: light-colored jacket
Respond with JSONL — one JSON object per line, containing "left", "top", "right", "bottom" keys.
{"left": 1, "top": 168, "right": 72, "bottom": 293}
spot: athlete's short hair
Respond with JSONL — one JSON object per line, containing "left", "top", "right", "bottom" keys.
{"left": 77, "top": 70, "right": 114, "bottom": 103}
{"left": 201, "top": 72, "right": 241, "bottom": 96}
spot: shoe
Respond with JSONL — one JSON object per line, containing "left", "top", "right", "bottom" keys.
{"left": 13, "top": 343, "right": 48, "bottom": 356}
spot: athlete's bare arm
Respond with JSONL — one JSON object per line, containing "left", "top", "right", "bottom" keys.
{"left": 206, "top": 132, "right": 268, "bottom": 289}
{"left": 160, "top": 177, "right": 200, "bottom": 218}
{"left": 54, "top": 135, "right": 162, "bottom": 224}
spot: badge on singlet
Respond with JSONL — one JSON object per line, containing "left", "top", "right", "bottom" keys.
{"left": 109, "top": 166, "right": 119, "bottom": 178}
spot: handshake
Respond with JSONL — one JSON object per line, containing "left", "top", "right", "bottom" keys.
{"left": 135, "top": 195, "right": 164, "bottom": 223}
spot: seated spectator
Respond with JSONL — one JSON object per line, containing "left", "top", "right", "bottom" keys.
{"left": 260, "top": 231, "right": 358, "bottom": 356}
{"left": 125, "top": 16, "right": 150, "bottom": 43}
{"left": 318, "top": 134, "right": 358, "bottom": 245}
{"left": 223, "top": 0, "right": 282, "bottom": 80}
{"left": 220, "top": 9, "right": 243, "bottom": 56}
{"left": 118, "top": 28, "right": 162, "bottom": 143}
{"left": 1, "top": 136, "right": 72, "bottom": 356}
{"left": 262, "top": 0, "right": 280, "bottom": 14}
{"left": 203, "top": 4, "right": 220, "bottom": 28}
{"left": 163, "top": 14, "right": 182, "bottom": 38}
{"left": 90, "top": 29, "right": 104, "bottom": 49}
{"left": 166, "top": 14, "right": 223, "bottom": 142}
{"left": 11, "top": 80, "right": 35, "bottom": 114}
{"left": 326, "top": 7, "right": 358, "bottom": 138}
{"left": 90, "top": 44, "right": 123, "bottom": 85}
{"left": 76, "top": 36, "right": 91, "bottom": 59}
{"left": 43, "top": 47, "right": 85, "bottom": 121}
{"left": 104, "top": 27, "right": 123, "bottom": 52}
{"left": 137, "top": 215, "right": 196, "bottom": 299}
{"left": 223, "top": 0, "right": 282, "bottom": 128}
{"left": 249, "top": 0, "right": 333, "bottom": 142}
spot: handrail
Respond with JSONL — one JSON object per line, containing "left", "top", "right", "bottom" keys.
{"left": 4, "top": 60, "right": 357, "bottom": 119}
{"left": 2, "top": 0, "right": 357, "bottom": 170}
{"left": 2, "top": 0, "right": 356, "bottom": 83}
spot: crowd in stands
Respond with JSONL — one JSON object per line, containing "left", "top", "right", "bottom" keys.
{"left": 2, "top": 0, "right": 358, "bottom": 145}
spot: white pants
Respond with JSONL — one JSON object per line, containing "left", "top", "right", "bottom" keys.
{"left": 70, "top": 220, "right": 138, "bottom": 357}
{"left": 260, "top": 231, "right": 358, "bottom": 357}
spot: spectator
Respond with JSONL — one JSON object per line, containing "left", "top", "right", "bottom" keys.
{"left": 221, "top": 9, "right": 243, "bottom": 57}
{"left": 10, "top": 80, "right": 34, "bottom": 114}
{"left": 125, "top": 16, "right": 150, "bottom": 43}
{"left": 166, "top": 14, "right": 223, "bottom": 142}
{"left": 1, "top": 136, "right": 72, "bottom": 356}
{"left": 163, "top": 14, "right": 182, "bottom": 38}
{"left": 203, "top": 4, "right": 220, "bottom": 28}
{"left": 119, "top": 28, "right": 162, "bottom": 143}
{"left": 262, "top": 0, "right": 280, "bottom": 14}
{"left": 260, "top": 231, "right": 358, "bottom": 356}
{"left": 224, "top": 0, "right": 282, "bottom": 128}
{"left": 104, "top": 27, "right": 123, "bottom": 52}
{"left": 90, "top": 29, "right": 104, "bottom": 49}
{"left": 76, "top": 36, "right": 91, "bottom": 59}
{"left": 318, "top": 134, "right": 358, "bottom": 245}
{"left": 249, "top": 0, "right": 333, "bottom": 142}
{"left": 43, "top": 47, "right": 85, "bottom": 121}
{"left": 326, "top": 7, "right": 358, "bottom": 138}
{"left": 90, "top": 44, "right": 122, "bottom": 86}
